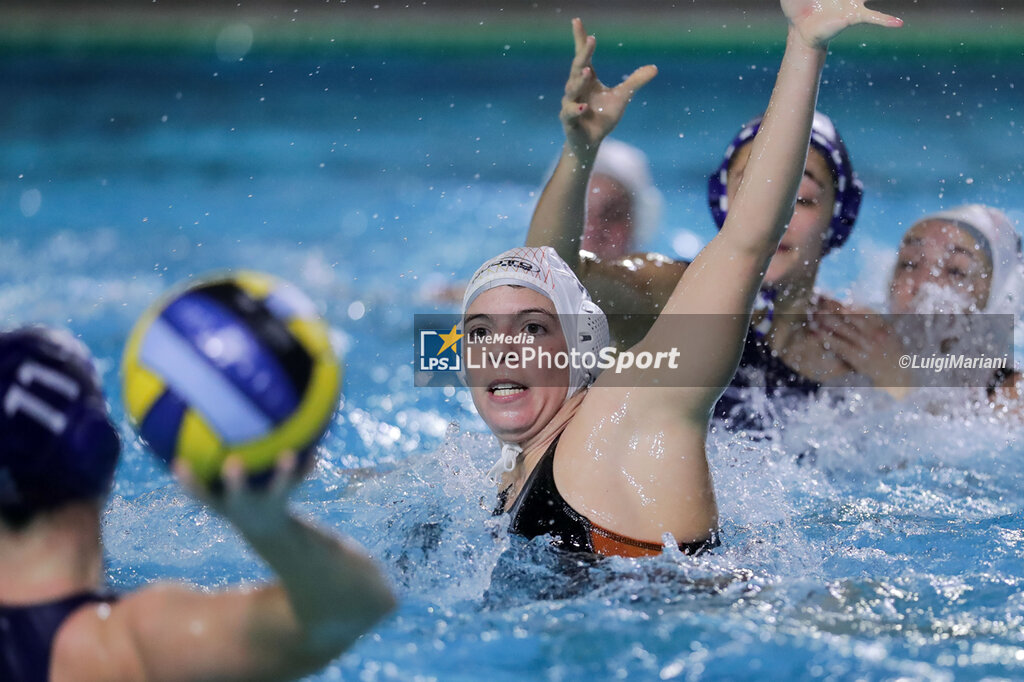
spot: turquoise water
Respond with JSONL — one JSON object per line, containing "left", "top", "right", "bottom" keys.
{"left": 2, "top": 43, "right": 1024, "bottom": 680}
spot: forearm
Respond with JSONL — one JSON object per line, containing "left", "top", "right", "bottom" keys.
{"left": 659, "top": 29, "right": 826, "bottom": 319}
{"left": 722, "top": 28, "right": 826, "bottom": 256}
{"left": 117, "top": 517, "right": 393, "bottom": 682}
{"left": 526, "top": 141, "right": 597, "bottom": 266}
{"left": 637, "top": 29, "right": 828, "bottom": 404}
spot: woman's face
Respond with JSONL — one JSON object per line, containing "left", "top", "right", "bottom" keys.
{"left": 583, "top": 173, "right": 633, "bottom": 259}
{"left": 726, "top": 144, "right": 836, "bottom": 288}
{"left": 463, "top": 286, "right": 570, "bottom": 445}
{"left": 889, "top": 219, "right": 993, "bottom": 313}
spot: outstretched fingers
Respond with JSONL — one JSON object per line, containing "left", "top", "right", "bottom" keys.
{"left": 569, "top": 18, "right": 597, "bottom": 82}
{"left": 172, "top": 458, "right": 211, "bottom": 504}
{"left": 565, "top": 63, "right": 595, "bottom": 102}
{"left": 269, "top": 451, "right": 300, "bottom": 497}
{"left": 614, "top": 64, "right": 658, "bottom": 99}
{"left": 858, "top": 2, "right": 903, "bottom": 28}
{"left": 571, "top": 16, "right": 587, "bottom": 55}
{"left": 563, "top": 19, "right": 597, "bottom": 127}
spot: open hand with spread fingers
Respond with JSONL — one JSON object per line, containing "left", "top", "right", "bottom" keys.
{"left": 781, "top": 0, "right": 902, "bottom": 48}
{"left": 560, "top": 17, "right": 657, "bottom": 158}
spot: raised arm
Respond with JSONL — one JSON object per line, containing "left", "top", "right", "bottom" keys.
{"left": 629, "top": 0, "right": 901, "bottom": 416}
{"left": 57, "top": 457, "right": 395, "bottom": 682}
{"left": 526, "top": 17, "right": 656, "bottom": 267}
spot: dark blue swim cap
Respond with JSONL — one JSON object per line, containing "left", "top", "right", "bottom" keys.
{"left": 0, "top": 327, "right": 120, "bottom": 517}
{"left": 708, "top": 111, "right": 863, "bottom": 254}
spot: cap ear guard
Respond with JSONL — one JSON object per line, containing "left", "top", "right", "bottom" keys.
{"left": 812, "top": 123, "right": 863, "bottom": 252}
{"left": 574, "top": 299, "right": 611, "bottom": 389}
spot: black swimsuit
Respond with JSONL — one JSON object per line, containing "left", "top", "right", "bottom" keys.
{"left": 496, "top": 435, "right": 718, "bottom": 557}
{"left": 1, "top": 592, "right": 115, "bottom": 682}
{"left": 713, "top": 328, "right": 822, "bottom": 431}
{"left": 717, "top": 329, "right": 1017, "bottom": 428}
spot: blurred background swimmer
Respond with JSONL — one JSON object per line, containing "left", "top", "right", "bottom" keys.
{"left": 818, "top": 204, "right": 1024, "bottom": 407}
{"left": 423, "top": 138, "right": 688, "bottom": 304}
{"left": 570, "top": 137, "right": 665, "bottom": 259}
{"left": 0, "top": 325, "right": 395, "bottom": 682}
{"left": 890, "top": 205, "right": 1024, "bottom": 317}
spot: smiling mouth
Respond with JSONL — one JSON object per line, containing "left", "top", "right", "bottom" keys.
{"left": 488, "top": 381, "right": 527, "bottom": 397}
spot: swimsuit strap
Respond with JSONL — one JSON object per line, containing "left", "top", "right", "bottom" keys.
{"left": 503, "top": 433, "right": 718, "bottom": 558}
{"left": 1, "top": 591, "right": 115, "bottom": 682}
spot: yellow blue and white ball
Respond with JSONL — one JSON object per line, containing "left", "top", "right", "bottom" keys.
{"left": 121, "top": 271, "right": 341, "bottom": 488}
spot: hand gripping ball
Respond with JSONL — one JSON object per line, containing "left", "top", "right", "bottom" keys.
{"left": 121, "top": 272, "right": 341, "bottom": 489}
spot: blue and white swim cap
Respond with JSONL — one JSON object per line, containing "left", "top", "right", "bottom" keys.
{"left": 708, "top": 111, "right": 863, "bottom": 254}
{"left": 0, "top": 327, "right": 120, "bottom": 517}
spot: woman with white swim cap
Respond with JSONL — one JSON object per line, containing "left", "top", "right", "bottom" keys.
{"left": 890, "top": 205, "right": 1024, "bottom": 317}
{"left": 820, "top": 205, "right": 1024, "bottom": 402}
{"left": 467, "top": 3, "right": 901, "bottom": 557}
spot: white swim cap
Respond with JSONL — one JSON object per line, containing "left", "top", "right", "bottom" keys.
{"left": 462, "top": 246, "right": 610, "bottom": 399}
{"left": 590, "top": 139, "right": 664, "bottom": 249}
{"left": 914, "top": 204, "right": 1024, "bottom": 315}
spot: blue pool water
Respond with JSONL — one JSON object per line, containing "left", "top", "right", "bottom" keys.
{"left": 2, "top": 37, "right": 1024, "bottom": 680}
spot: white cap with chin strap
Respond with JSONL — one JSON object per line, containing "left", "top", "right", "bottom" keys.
{"left": 461, "top": 246, "right": 610, "bottom": 482}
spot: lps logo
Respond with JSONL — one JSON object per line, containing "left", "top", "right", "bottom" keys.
{"left": 419, "top": 325, "right": 463, "bottom": 372}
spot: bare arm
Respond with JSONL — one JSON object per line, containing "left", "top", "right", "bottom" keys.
{"left": 55, "top": 458, "right": 395, "bottom": 682}
{"left": 620, "top": 0, "right": 902, "bottom": 419}
{"left": 560, "top": 1, "right": 900, "bottom": 548}
{"left": 526, "top": 18, "right": 656, "bottom": 268}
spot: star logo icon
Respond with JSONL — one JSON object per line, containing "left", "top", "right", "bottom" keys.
{"left": 435, "top": 325, "right": 463, "bottom": 356}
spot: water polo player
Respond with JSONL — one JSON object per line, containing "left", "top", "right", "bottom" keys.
{"left": 0, "top": 326, "right": 394, "bottom": 682}
{"left": 528, "top": 19, "right": 878, "bottom": 430}
{"left": 819, "top": 204, "right": 1024, "bottom": 403}
{"left": 551, "top": 137, "right": 664, "bottom": 260}
{"left": 464, "top": 2, "right": 901, "bottom": 557}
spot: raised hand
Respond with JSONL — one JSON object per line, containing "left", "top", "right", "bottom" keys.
{"left": 781, "top": 0, "right": 902, "bottom": 48}
{"left": 174, "top": 452, "right": 301, "bottom": 535}
{"left": 560, "top": 17, "right": 657, "bottom": 156}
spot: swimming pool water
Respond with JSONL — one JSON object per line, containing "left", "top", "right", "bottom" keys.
{"left": 2, "top": 39, "right": 1024, "bottom": 680}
